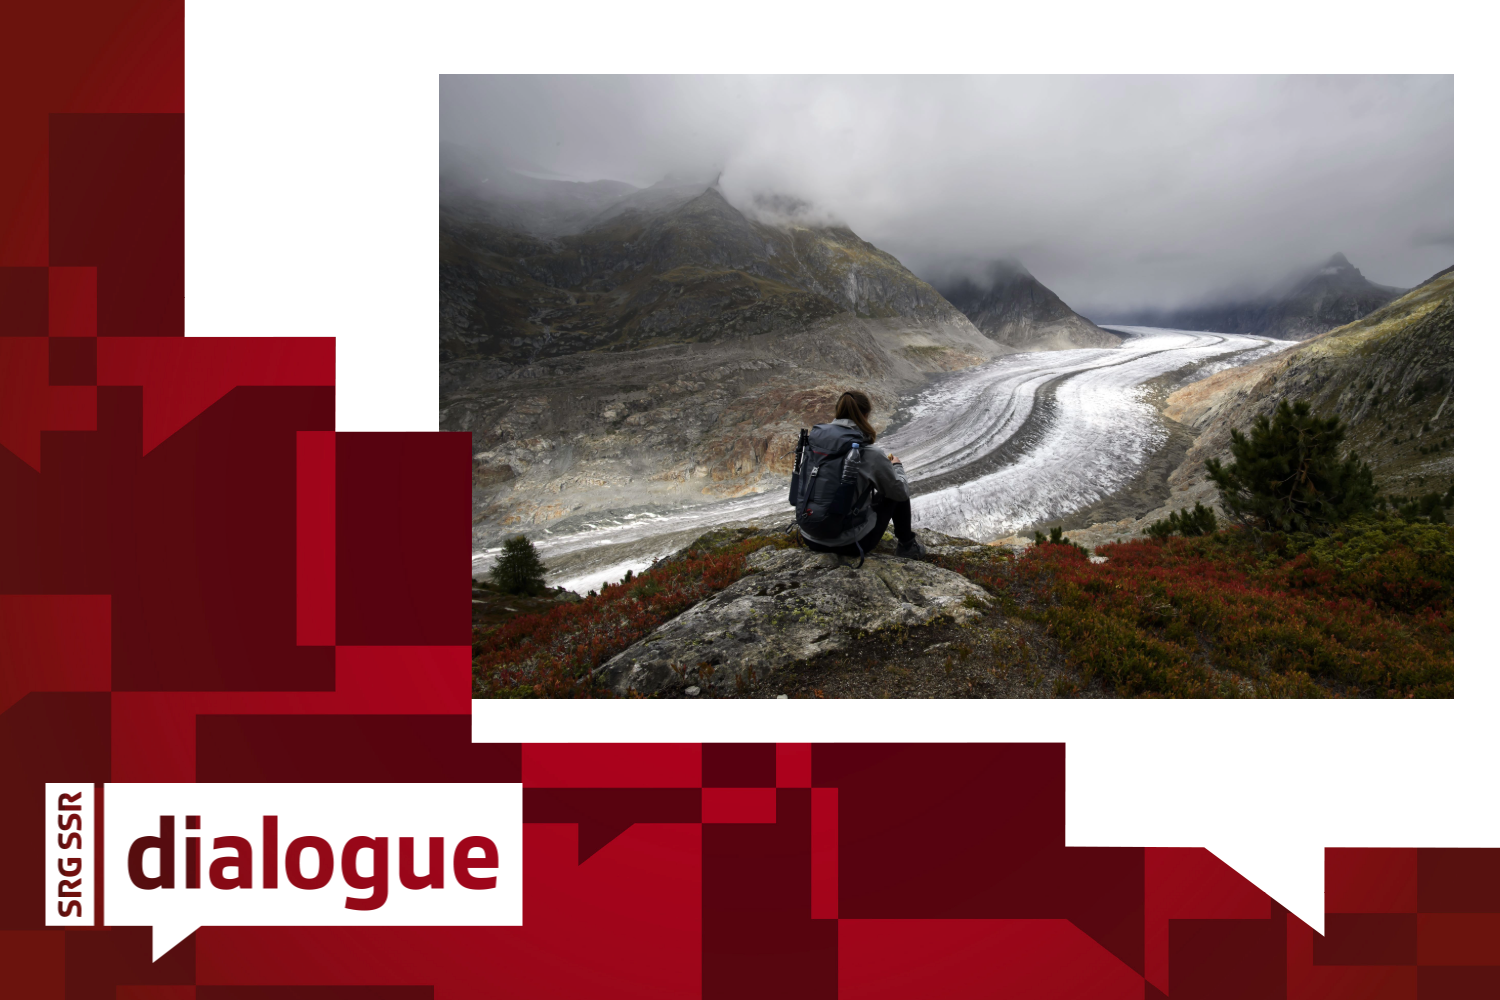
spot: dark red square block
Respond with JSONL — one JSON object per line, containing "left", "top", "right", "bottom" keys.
{"left": 705, "top": 742, "right": 776, "bottom": 787}
{"left": 1417, "top": 966, "right": 1500, "bottom": 1000}
{"left": 49, "top": 114, "right": 183, "bottom": 337}
{"left": 1418, "top": 849, "right": 1500, "bottom": 913}
{"left": 816, "top": 743, "right": 1065, "bottom": 918}
{"left": 1313, "top": 912, "right": 1417, "bottom": 966}
{"left": 1169, "top": 914, "right": 1286, "bottom": 1000}
{"left": 0, "top": 267, "right": 47, "bottom": 336}
{"left": 335, "top": 432, "right": 471, "bottom": 646}
{"left": 196, "top": 715, "right": 521, "bottom": 783}
{"left": 48, "top": 337, "right": 96, "bottom": 385}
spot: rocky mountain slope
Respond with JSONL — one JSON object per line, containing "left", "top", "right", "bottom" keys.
{"left": 441, "top": 177, "right": 1008, "bottom": 540}
{"left": 936, "top": 259, "right": 1122, "bottom": 350}
{"left": 1166, "top": 266, "right": 1453, "bottom": 497}
{"left": 441, "top": 181, "right": 981, "bottom": 363}
{"left": 1004, "top": 270, "right": 1452, "bottom": 555}
{"left": 1112, "top": 253, "right": 1406, "bottom": 341}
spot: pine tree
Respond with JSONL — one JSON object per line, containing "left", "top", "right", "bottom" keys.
{"left": 1145, "top": 502, "right": 1218, "bottom": 541}
{"left": 489, "top": 535, "right": 548, "bottom": 596}
{"left": 1206, "top": 400, "right": 1377, "bottom": 535}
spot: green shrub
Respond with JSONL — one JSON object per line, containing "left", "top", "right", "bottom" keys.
{"left": 1283, "top": 514, "right": 1453, "bottom": 615}
{"left": 1206, "top": 399, "right": 1378, "bottom": 535}
{"left": 1033, "top": 525, "right": 1090, "bottom": 558}
{"left": 938, "top": 520, "right": 1452, "bottom": 698}
{"left": 1145, "top": 502, "right": 1219, "bottom": 541}
{"left": 489, "top": 535, "right": 548, "bottom": 596}
{"left": 1393, "top": 488, "right": 1453, "bottom": 523}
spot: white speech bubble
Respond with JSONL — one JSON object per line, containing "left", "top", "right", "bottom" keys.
{"left": 104, "top": 783, "right": 521, "bottom": 961}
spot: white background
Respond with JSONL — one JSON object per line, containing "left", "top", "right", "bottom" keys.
{"left": 185, "top": 1, "right": 1494, "bottom": 937}
{"left": 105, "top": 783, "right": 522, "bottom": 960}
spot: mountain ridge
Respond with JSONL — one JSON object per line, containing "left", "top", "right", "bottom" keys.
{"left": 936, "top": 260, "right": 1122, "bottom": 351}
{"left": 440, "top": 174, "right": 1010, "bottom": 544}
{"left": 1164, "top": 268, "right": 1454, "bottom": 511}
{"left": 1105, "top": 253, "right": 1409, "bottom": 341}
{"left": 440, "top": 180, "right": 980, "bottom": 363}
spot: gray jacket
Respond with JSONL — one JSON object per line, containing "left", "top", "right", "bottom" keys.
{"left": 796, "top": 418, "right": 910, "bottom": 547}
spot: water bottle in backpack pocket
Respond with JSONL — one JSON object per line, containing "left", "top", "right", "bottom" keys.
{"left": 791, "top": 422, "right": 872, "bottom": 541}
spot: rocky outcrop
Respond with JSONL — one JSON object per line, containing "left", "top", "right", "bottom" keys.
{"left": 594, "top": 546, "right": 992, "bottom": 696}
{"left": 936, "top": 259, "right": 1122, "bottom": 351}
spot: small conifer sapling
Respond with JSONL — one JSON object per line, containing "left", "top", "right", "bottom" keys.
{"left": 489, "top": 535, "right": 548, "bottom": 596}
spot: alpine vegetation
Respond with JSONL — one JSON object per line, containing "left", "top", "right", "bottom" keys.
{"left": 1205, "top": 400, "right": 1378, "bottom": 535}
{"left": 1145, "top": 502, "right": 1219, "bottom": 541}
{"left": 488, "top": 536, "right": 549, "bottom": 596}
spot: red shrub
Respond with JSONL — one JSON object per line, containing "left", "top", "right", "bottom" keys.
{"left": 473, "top": 536, "right": 789, "bottom": 698}
{"left": 936, "top": 529, "right": 1452, "bottom": 699}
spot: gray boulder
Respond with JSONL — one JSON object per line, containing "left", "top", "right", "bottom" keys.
{"left": 595, "top": 546, "right": 992, "bottom": 696}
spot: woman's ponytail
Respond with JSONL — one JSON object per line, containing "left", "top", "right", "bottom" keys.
{"left": 834, "top": 390, "right": 877, "bottom": 443}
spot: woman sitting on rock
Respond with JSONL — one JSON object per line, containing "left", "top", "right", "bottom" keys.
{"left": 791, "top": 389, "right": 925, "bottom": 559}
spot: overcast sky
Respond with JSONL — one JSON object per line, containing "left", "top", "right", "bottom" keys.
{"left": 439, "top": 75, "right": 1453, "bottom": 315}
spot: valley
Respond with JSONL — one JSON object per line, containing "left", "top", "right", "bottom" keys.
{"left": 474, "top": 328, "right": 1293, "bottom": 593}
{"left": 441, "top": 168, "right": 1449, "bottom": 599}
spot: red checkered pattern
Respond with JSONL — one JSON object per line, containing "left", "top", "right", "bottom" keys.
{"left": 1, "top": 4, "right": 1491, "bottom": 999}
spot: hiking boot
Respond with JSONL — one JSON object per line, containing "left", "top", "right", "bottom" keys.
{"left": 894, "top": 535, "right": 926, "bottom": 559}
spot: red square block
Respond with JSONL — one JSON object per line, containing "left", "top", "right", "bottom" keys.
{"left": 296, "top": 429, "right": 335, "bottom": 646}
{"left": 49, "top": 265, "right": 96, "bottom": 337}
{"left": 812, "top": 786, "right": 838, "bottom": 920}
{"left": 0, "top": 594, "right": 111, "bottom": 716}
{"left": 0, "top": 930, "right": 64, "bottom": 1000}
{"left": 776, "top": 741, "right": 812, "bottom": 787}
{"left": 1418, "top": 912, "right": 1500, "bottom": 966}
{"left": 522, "top": 743, "right": 703, "bottom": 788}
{"left": 1327, "top": 848, "right": 1418, "bottom": 913}
{"left": 702, "top": 786, "right": 777, "bottom": 824}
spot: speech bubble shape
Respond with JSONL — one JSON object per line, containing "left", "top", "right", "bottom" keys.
{"left": 103, "top": 783, "right": 521, "bottom": 961}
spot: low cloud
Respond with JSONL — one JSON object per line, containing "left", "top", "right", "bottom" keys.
{"left": 440, "top": 75, "right": 1453, "bottom": 313}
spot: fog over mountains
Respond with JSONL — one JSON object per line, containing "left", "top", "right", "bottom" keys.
{"left": 439, "top": 155, "right": 983, "bottom": 363}
{"left": 441, "top": 75, "right": 1453, "bottom": 315}
{"left": 441, "top": 145, "right": 1432, "bottom": 355}
{"left": 1098, "top": 253, "right": 1410, "bottom": 341}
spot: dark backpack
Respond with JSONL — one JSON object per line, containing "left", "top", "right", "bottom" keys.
{"left": 788, "top": 423, "right": 874, "bottom": 541}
